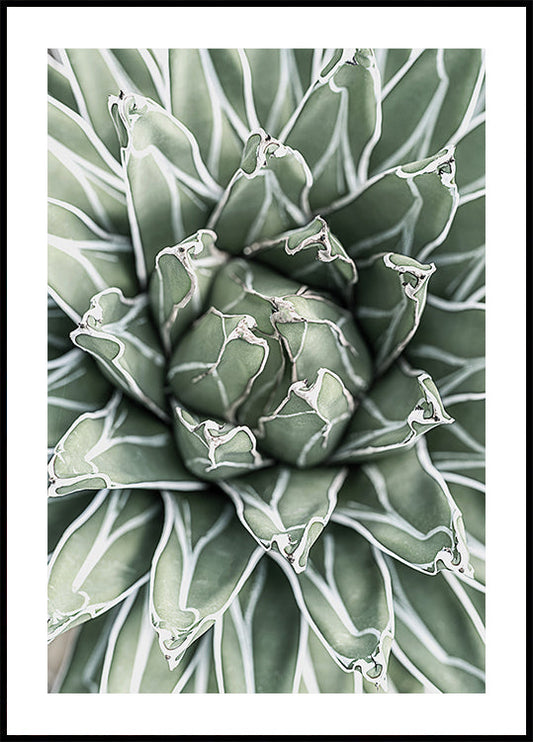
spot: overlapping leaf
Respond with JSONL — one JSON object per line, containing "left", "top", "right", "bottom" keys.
{"left": 370, "top": 49, "right": 485, "bottom": 174}
{"left": 149, "top": 229, "right": 228, "bottom": 354}
{"left": 210, "top": 558, "right": 305, "bottom": 693}
{"left": 273, "top": 524, "right": 394, "bottom": 687}
{"left": 208, "top": 129, "right": 312, "bottom": 253}
{"left": 48, "top": 489, "right": 162, "bottom": 641}
{"left": 282, "top": 48, "right": 381, "bottom": 209}
{"left": 332, "top": 440, "right": 472, "bottom": 575}
{"left": 243, "top": 217, "right": 357, "bottom": 298}
{"left": 100, "top": 585, "right": 204, "bottom": 693}
{"left": 150, "top": 490, "right": 263, "bottom": 669}
{"left": 326, "top": 148, "right": 458, "bottom": 263}
{"left": 71, "top": 288, "right": 168, "bottom": 420}
{"left": 48, "top": 392, "right": 205, "bottom": 496}
{"left": 171, "top": 401, "right": 270, "bottom": 481}
{"left": 48, "top": 198, "right": 137, "bottom": 322}
{"left": 109, "top": 92, "right": 223, "bottom": 284}
{"left": 333, "top": 360, "right": 453, "bottom": 462}
{"left": 220, "top": 465, "right": 346, "bottom": 572}
{"left": 388, "top": 558, "right": 485, "bottom": 693}
{"left": 48, "top": 349, "right": 111, "bottom": 450}
{"left": 354, "top": 252, "right": 435, "bottom": 373}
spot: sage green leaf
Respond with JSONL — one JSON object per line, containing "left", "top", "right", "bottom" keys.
{"left": 283, "top": 48, "right": 381, "bottom": 210}
{"left": 48, "top": 489, "right": 162, "bottom": 641}
{"left": 171, "top": 400, "right": 270, "bottom": 481}
{"left": 244, "top": 217, "right": 358, "bottom": 298}
{"left": 326, "top": 148, "right": 458, "bottom": 263}
{"left": 256, "top": 369, "right": 355, "bottom": 468}
{"left": 169, "top": 49, "right": 246, "bottom": 187}
{"left": 389, "top": 559, "right": 484, "bottom": 693}
{"left": 354, "top": 252, "right": 435, "bottom": 373}
{"left": 71, "top": 288, "right": 168, "bottom": 420}
{"left": 48, "top": 393, "right": 205, "bottom": 497}
{"left": 208, "top": 129, "right": 313, "bottom": 254}
{"left": 48, "top": 491, "right": 95, "bottom": 555}
{"left": 48, "top": 295, "right": 76, "bottom": 361}
{"left": 109, "top": 49, "right": 166, "bottom": 106}
{"left": 220, "top": 466, "right": 347, "bottom": 572}
{"left": 386, "top": 648, "right": 430, "bottom": 693}
{"left": 48, "top": 198, "right": 137, "bottom": 323}
{"left": 48, "top": 349, "right": 111, "bottom": 449}
{"left": 406, "top": 294, "right": 485, "bottom": 399}
{"left": 332, "top": 440, "right": 472, "bottom": 576}
{"left": 427, "top": 193, "right": 485, "bottom": 303}
{"left": 454, "top": 117, "right": 485, "bottom": 196}
{"left": 110, "top": 92, "right": 222, "bottom": 284}
{"left": 207, "top": 258, "right": 372, "bottom": 404}
{"left": 211, "top": 557, "right": 304, "bottom": 692}
{"left": 245, "top": 49, "right": 309, "bottom": 138}
{"left": 150, "top": 490, "right": 263, "bottom": 669}
{"left": 375, "top": 49, "right": 411, "bottom": 88}
{"left": 149, "top": 229, "right": 228, "bottom": 354}
{"left": 370, "top": 49, "right": 485, "bottom": 174}
{"left": 168, "top": 307, "right": 276, "bottom": 424}
{"left": 273, "top": 524, "right": 394, "bottom": 687}
{"left": 63, "top": 49, "right": 136, "bottom": 161}
{"left": 47, "top": 149, "right": 130, "bottom": 236}
{"left": 300, "top": 625, "right": 362, "bottom": 693}
{"left": 51, "top": 608, "right": 119, "bottom": 693}
{"left": 48, "top": 94, "right": 124, "bottom": 184}
{"left": 333, "top": 361, "right": 453, "bottom": 462}
{"left": 48, "top": 56, "right": 79, "bottom": 113}
{"left": 100, "top": 585, "right": 203, "bottom": 693}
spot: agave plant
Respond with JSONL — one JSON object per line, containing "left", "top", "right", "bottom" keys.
{"left": 48, "top": 47, "right": 485, "bottom": 694}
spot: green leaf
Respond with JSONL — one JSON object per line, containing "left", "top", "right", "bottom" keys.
{"left": 244, "top": 216, "right": 358, "bottom": 299}
{"left": 256, "top": 368, "right": 355, "bottom": 468}
{"left": 50, "top": 609, "right": 119, "bottom": 692}
{"left": 71, "top": 288, "right": 168, "bottom": 420}
{"left": 426, "top": 193, "right": 485, "bottom": 303}
{"left": 149, "top": 229, "right": 228, "bottom": 354}
{"left": 273, "top": 523, "right": 394, "bottom": 687}
{"left": 48, "top": 489, "right": 162, "bottom": 641}
{"left": 48, "top": 295, "right": 76, "bottom": 361}
{"left": 48, "top": 56, "right": 79, "bottom": 113}
{"left": 333, "top": 361, "right": 453, "bottom": 462}
{"left": 211, "top": 557, "right": 304, "bottom": 692}
{"left": 454, "top": 117, "right": 485, "bottom": 196}
{"left": 110, "top": 92, "right": 222, "bottom": 284}
{"left": 48, "top": 491, "right": 95, "bottom": 554}
{"left": 48, "top": 349, "right": 111, "bottom": 449}
{"left": 370, "top": 49, "right": 485, "bottom": 174}
{"left": 220, "top": 465, "right": 346, "bottom": 572}
{"left": 354, "top": 252, "right": 435, "bottom": 373}
{"left": 283, "top": 48, "right": 381, "bottom": 209}
{"left": 171, "top": 400, "right": 270, "bottom": 481}
{"left": 48, "top": 198, "right": 137, "bottom": 323}
{"left": 299, "top": 625, "right": 362, "bottom": 693}
{"left": 47, "top": 149, "right": 130, "bottom": 237}
{"left": 169, "top": 49, "right": 246, "bottom": 187}
{"left": 48, "top": 393, "right": 205, "bottom": 497}
{"left": 62, "top": 49, "right": 138, "bottom": 161}
{"left": 389, "top": 558, "right": 485, "bottom": 693}
{"left": 333, "top": 439, "right": 472, "bottom": 576}
{"left": 168, "top": 307, "right": 275, "bottom": 424}
{"left": 150, "top": 489, "right": 263, "bottom": 669}
{"left": 109, "top": 48, "right": 166, "bottom": 106}
{"left": 208, "top": 129, "right": 313, "bottom": 254}
{"left": 326, "top": 148, "right": 458, "bottom": 263}
{"left": 100, "top": 585, "right": 204, "bottom": 693}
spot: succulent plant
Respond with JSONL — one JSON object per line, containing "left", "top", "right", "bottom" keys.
{"left": 48, "top": 47, "right": 485, "bottom": 694}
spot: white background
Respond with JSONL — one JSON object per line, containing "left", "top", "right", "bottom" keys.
{"left": 6, "top": 4, "right": 527, "bottom": 736}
